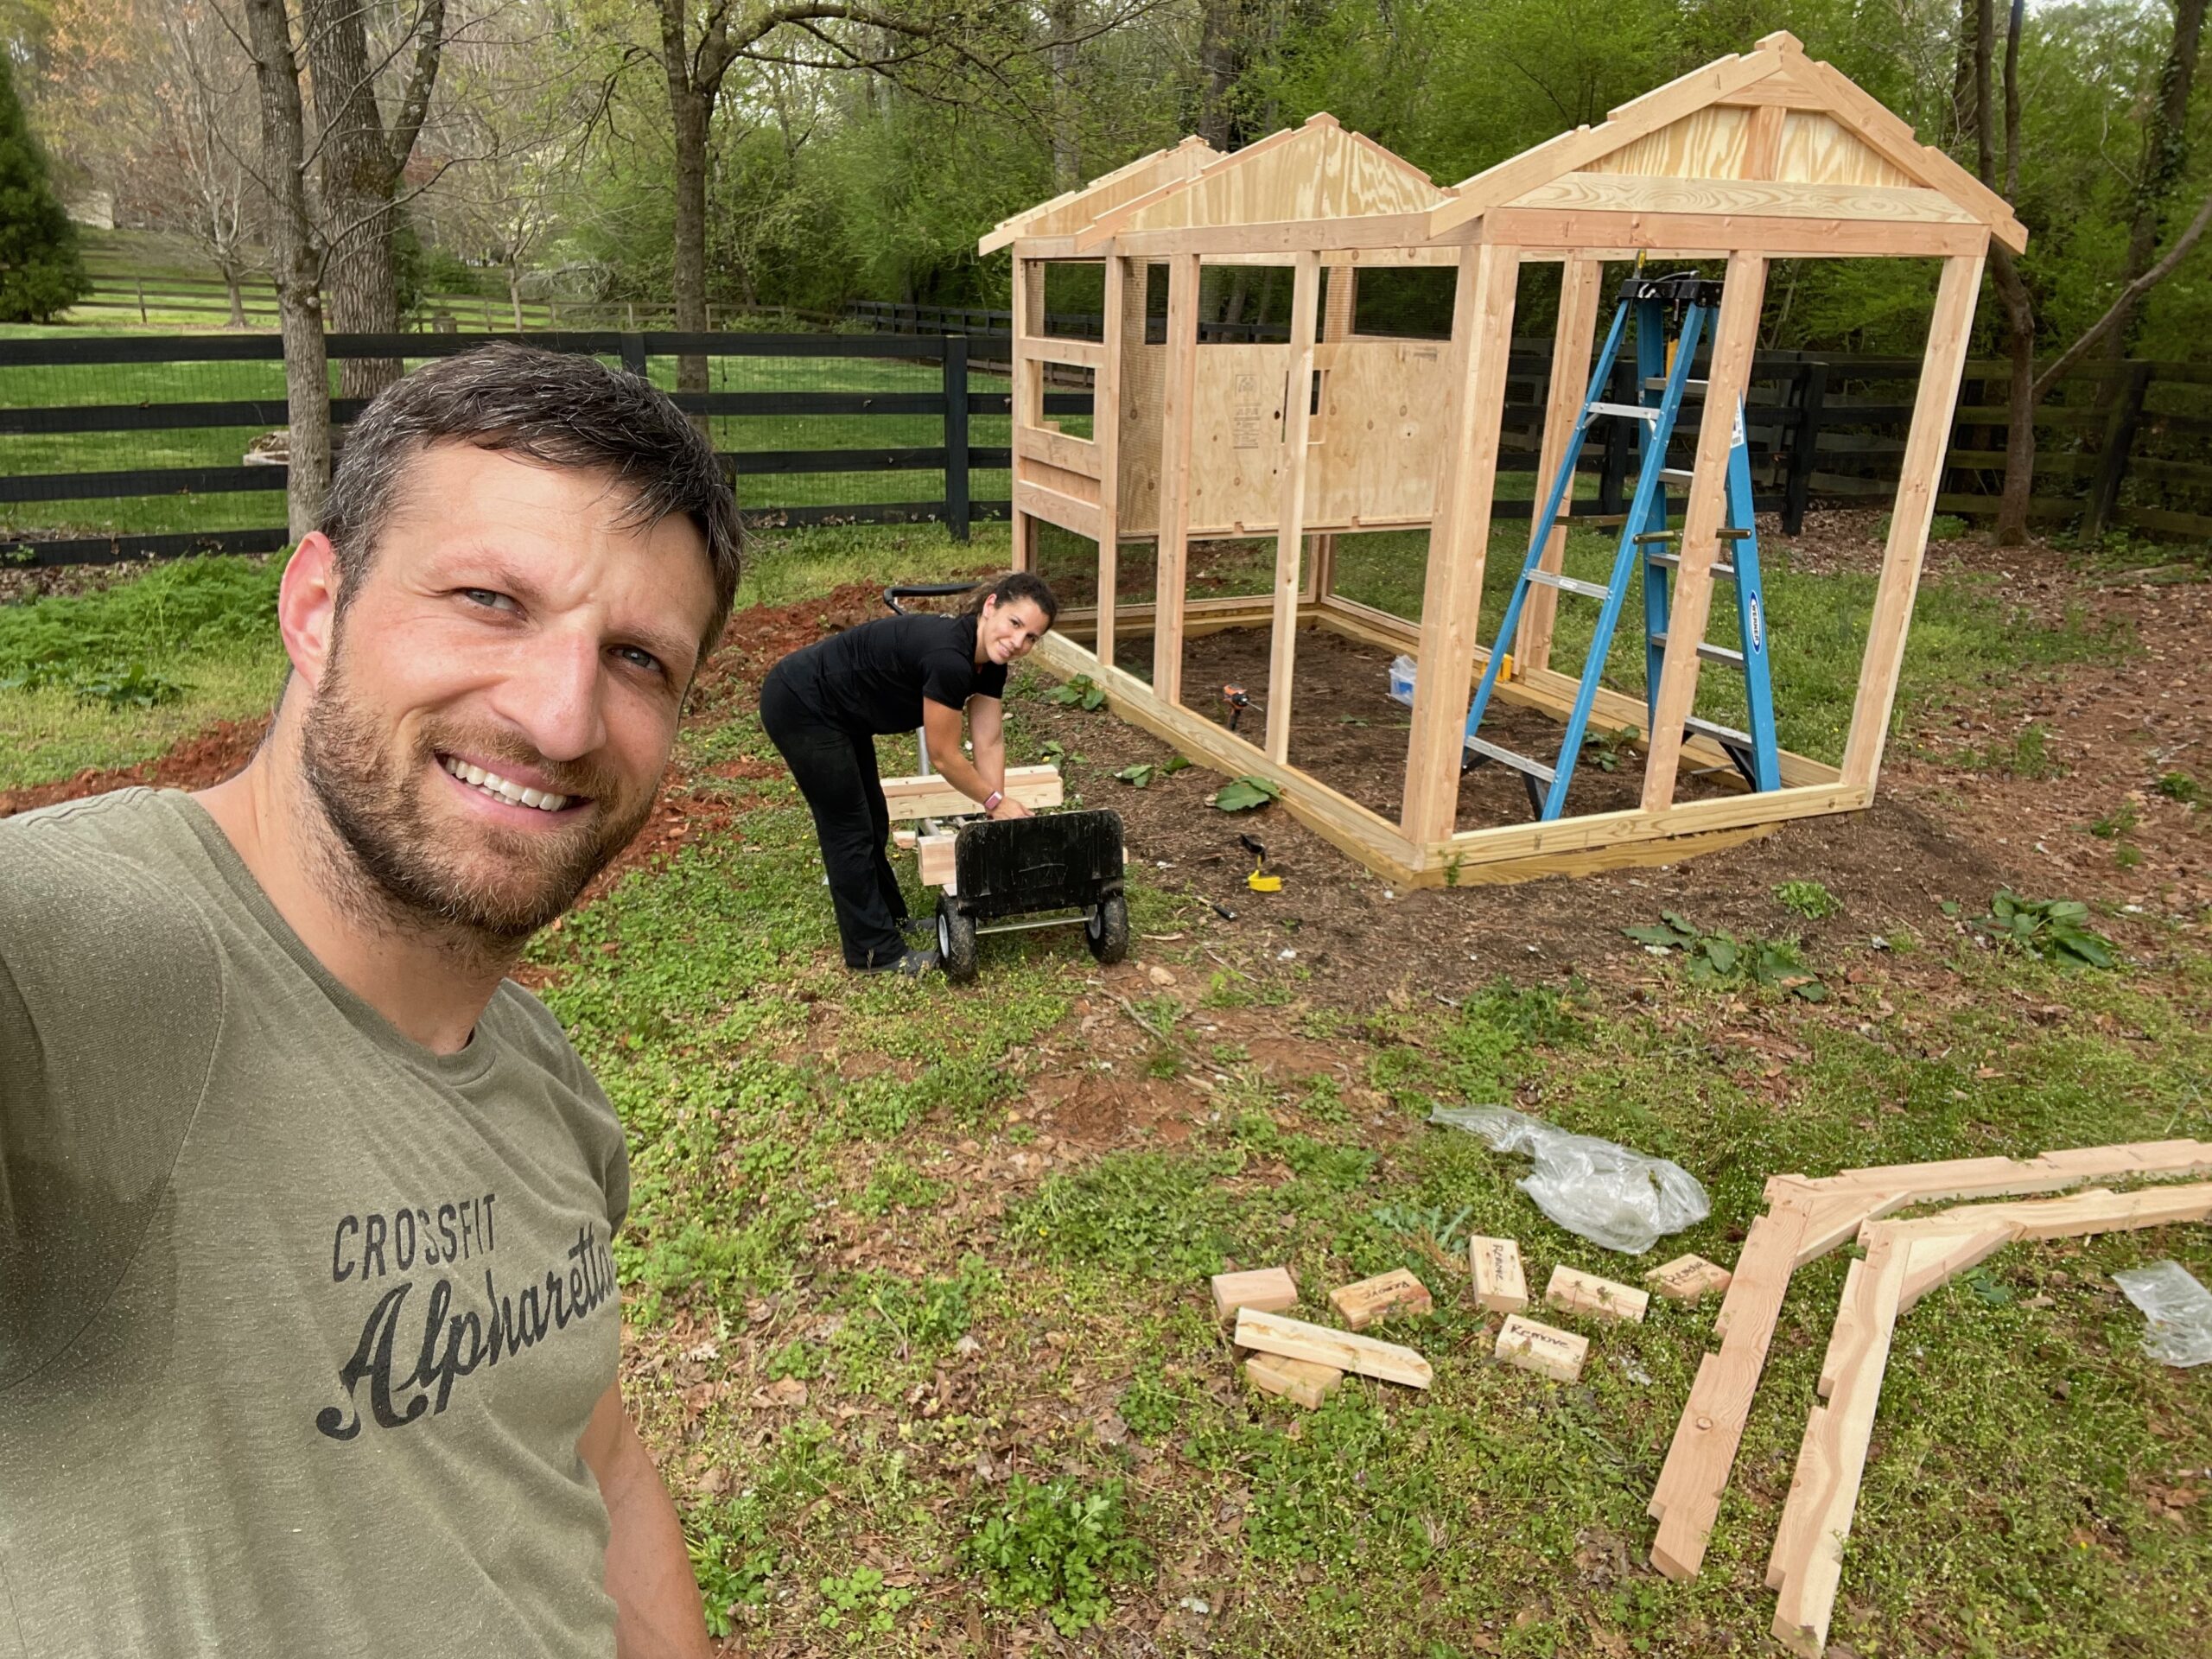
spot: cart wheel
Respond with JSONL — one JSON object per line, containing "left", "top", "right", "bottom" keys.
{"left": 1085, "top": 893, "right": 1130, "bottom": 965}
{"left": 937, "top": 896, "right": 980, "bottom": 984}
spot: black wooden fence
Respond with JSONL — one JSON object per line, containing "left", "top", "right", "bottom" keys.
{"left": 4, "top": 322, "right": 2208, "bottom": 567}
{"left": 853, "top": 301, "right": 2212, "bottom": 543}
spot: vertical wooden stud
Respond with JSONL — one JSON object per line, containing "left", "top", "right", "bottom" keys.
{"left": 1094, "top": 256, "right": 1128, "bottom": 671}
{"left": 1743, "top": 103, "right": 1786, "bottom": 181}
{"left": 1516, "top": 255, "right": 1605, "bottom": 676}
{"left": 1154, "top": 251, "right": 1202, "bottom": 707}
{"left": 1639, "top": 251, "right": 1770, "bottom": 813}
{"left": 1309, "top": 263, "right": 1358, "bottom": 602}
{"left": 1400, "top": 244, "right": 1521, "bottom": 844}
{"left": 1840, "top": 251, "right": 1986, "bottom": 790}
{"left": 1009, "top": 253, "right": 1038, "bottom": 571}
{"left": 1266, "top": 251, "right": 1322, "bottom": 763}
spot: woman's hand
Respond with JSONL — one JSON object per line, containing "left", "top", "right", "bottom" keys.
{"left": 988, "top": 796, "right": 1032, "bottom": 821}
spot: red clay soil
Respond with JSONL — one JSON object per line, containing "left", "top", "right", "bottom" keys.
{"left": 9, "top": 531, "right": 2204, "bottom": 1007}
{"left": 0, "top": 716, "right": 272, "bottom": 817}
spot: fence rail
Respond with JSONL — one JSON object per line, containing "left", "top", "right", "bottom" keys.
{"left": 3, "top": 322, "right": 2209, "bottom": 567}
{"left": 850, "top": 302, "right": 2212, "bottom": 544}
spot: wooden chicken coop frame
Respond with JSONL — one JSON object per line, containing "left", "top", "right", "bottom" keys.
{"left": 981, "top": 32, "right": 2026, "bottom": 887}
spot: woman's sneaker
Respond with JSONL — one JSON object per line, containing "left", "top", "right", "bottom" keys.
{"left": 861, "top": 945, "right": 939, "bottom": 976}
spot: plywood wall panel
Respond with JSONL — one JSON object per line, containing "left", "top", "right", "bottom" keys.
{"left": 1776, "top": 112, "right": 1916, "bottom": 187}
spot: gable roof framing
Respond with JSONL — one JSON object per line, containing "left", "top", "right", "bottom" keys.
{"left": 976, "top": 136, "right": 1218, "bottom": 256}
{"left": 1429, "top": 31, "right": 2027, "bottom": 254}
{"left": 1069, "top": 113, "right": 1447, "bottom": 253}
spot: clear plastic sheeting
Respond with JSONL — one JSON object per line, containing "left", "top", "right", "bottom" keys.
{"left": 1429, "top": 1104, "right": 1710, "bottom": 1255}
{"left": 1389, "top": 653, "right": 1416, "bottom": 708}
{"left": 2113, "top": 1260, "right": 2212, "bottom": 1368}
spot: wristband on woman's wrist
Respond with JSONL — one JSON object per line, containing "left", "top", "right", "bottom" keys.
{"left": 982, "top": 790, "right": 1004, "bottom": 813}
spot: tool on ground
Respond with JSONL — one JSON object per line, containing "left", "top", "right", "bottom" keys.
{"left": 1222, "top": 683, "right": 1255, "bottom": 734}
{"left": 933, "top": 809, "right": 1128, "bottom": 985}
{"left": 1240, "top": 833, "right": 1281, "bottom": 893}
{"left": 1458, "top": 269, "right": 1781, "bottom": 819}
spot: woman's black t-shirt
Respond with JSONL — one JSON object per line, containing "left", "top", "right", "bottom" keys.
{"left": 773, "top": 611, "right": 1007, "bottom": 736}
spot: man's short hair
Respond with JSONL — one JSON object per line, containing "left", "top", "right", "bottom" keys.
{"left": 322, "top": 343, "right": 742, "bottom": 658}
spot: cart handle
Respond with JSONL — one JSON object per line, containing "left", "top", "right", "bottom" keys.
{"left": 883, "top": 581, "right": 983, "bottom": 615}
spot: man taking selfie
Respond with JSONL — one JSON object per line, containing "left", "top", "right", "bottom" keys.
{"left": 0, "top": 345, "right": 737, "bottom": 1657}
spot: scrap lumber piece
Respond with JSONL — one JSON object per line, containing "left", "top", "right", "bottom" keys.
{"left": 1646, "top": 1255, "right": 1733, "bottom": 1302}
{"left": 1647, "top": 1192, "right": 1814, "bottom": 1580}
{"left": 880, "top": 764, "right": 1063, "bottom": 823}
{"left": 1330, "top": 1268, "right": 1433, "bottom": 1332}
{"left": 917, "top": 834, "right": 956, "bottom": 887}
{"left": 1495, "top": 1314, "right": 1588, "bottom": 1383}
{"left": 1546, "top": 1264, "right": 1649, "bottom": 1325}
{"left": 1767, "top": 1232, "right": 1910, "bottom": 1659}
{"left": 1233, "top": 1308, "right": 1433, "bottom": 1390}
{"left": 1470, "top": 1236, "right": 1529, "bottom": 1313}
{"left": 1211, "top": 1266, "right": 1300, "bottom": 1322}
{"left": 1245, "top": 1353, "right": 1343, "bottom": 1409}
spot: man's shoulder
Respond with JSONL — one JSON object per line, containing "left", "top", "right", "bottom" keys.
{"left": 0, "top": 787, "right": 226, "bottom": 1038}
{"left": 0, "top": 788, "right": 215, "bottom": 934}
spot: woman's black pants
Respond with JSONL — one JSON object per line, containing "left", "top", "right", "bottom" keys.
{"left": 760, "top": 665, "right": 911, "bottom": 969}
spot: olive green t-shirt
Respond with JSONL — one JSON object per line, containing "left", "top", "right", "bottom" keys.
{"left": 0, "top": 789, "right": 631, "bottom": 1657}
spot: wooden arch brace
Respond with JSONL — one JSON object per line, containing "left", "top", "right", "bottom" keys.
{"left": 1644, "top": 1139, "right": 2212, "bottom": 1583}
{"left": 1769, "top": 1180, "right": 2212, "bottom": 1657}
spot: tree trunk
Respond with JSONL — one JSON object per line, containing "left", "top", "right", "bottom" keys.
{"left": 243, "top": 0, "right": 329, "bottom": 541}
{"left": 660, "top": 1, "right": 712, "bottom": 403}
{"left": 1951, "top": 0, "right": 1979, "bottom": 145}
{"left": 1198, "top": 0, "right": 1242, "bottom": 149}
{"left": 2104, "top": 0, "right": 2205, "bottom": 375}
{"left": 1048, "top": 0, "right": 1081, "bottom": 190}
{"left": 1992, "top": 252, "right": 2037, "bottom": 544}
{"left": 221, "top": 261, "right": 248, "bottom": 329}
{"left": 509, "top": 262, "right": 525, "bottom": 332}
{"left": 306, "top": 0, "right": 403, "bottom": 397}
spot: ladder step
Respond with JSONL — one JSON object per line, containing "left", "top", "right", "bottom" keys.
{"left": 1463, "top": 735, "right": 1556, "bottom": 784}
{"left": 1644, "top": 551, "right": 1738, "bottom": 579}
{"left": 1657, "top": 467, "right": 1697, "bottom": 486}
{"left": 1685, "top": 715, "right": 1753, "bottom": 747}
{"left": 1649, "top": 631, "right": 1746, "bottom": 667}
{"left": 1527, "top": 569, "right": 1611, "bottom": 600}
{"left": 1643, "top": 377, "right": 1710, "bottom": 391}
{"left": 1588, "top": 401, "right": 1661, "bottom": 423}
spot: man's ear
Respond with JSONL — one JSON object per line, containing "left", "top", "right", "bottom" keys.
{"left": 278, "top": 533, "right": 343, "bottom": 692}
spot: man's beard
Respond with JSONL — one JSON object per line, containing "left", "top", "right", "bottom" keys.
{"left": 299, "top": 646, "right": 656, "bottom": 947}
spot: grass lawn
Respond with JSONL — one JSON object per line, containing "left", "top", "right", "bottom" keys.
{"left": 3, "top": 527, "right": 2207, "bottom": 1656}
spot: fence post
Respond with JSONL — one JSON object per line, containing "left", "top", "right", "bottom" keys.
{"left": 2082, "top": 359, "right": 2153, "bottom": 540}
{"left": 943, "top": 334, "right": 970, "bottom": 542}
{"left": 137, "top": 279, "right": 147, "bottom": 325}
{"left": 1783, "top": 360, "right": 1827, "bottom": 536}
{"left": 620, "top": 333, "right": 647, "bottom": 378}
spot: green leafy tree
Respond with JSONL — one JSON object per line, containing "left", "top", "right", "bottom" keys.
{"left": 0, "top": 47, "right": 87, "bottom": 323}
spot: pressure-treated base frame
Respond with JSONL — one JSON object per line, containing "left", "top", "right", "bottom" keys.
{"left": 1033, "top": 607, "right": 1847, "bottom": 887}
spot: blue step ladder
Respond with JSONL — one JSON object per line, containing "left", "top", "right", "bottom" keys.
{"left": 1460, "top": 271, "right": 1781, "bottom": 819}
